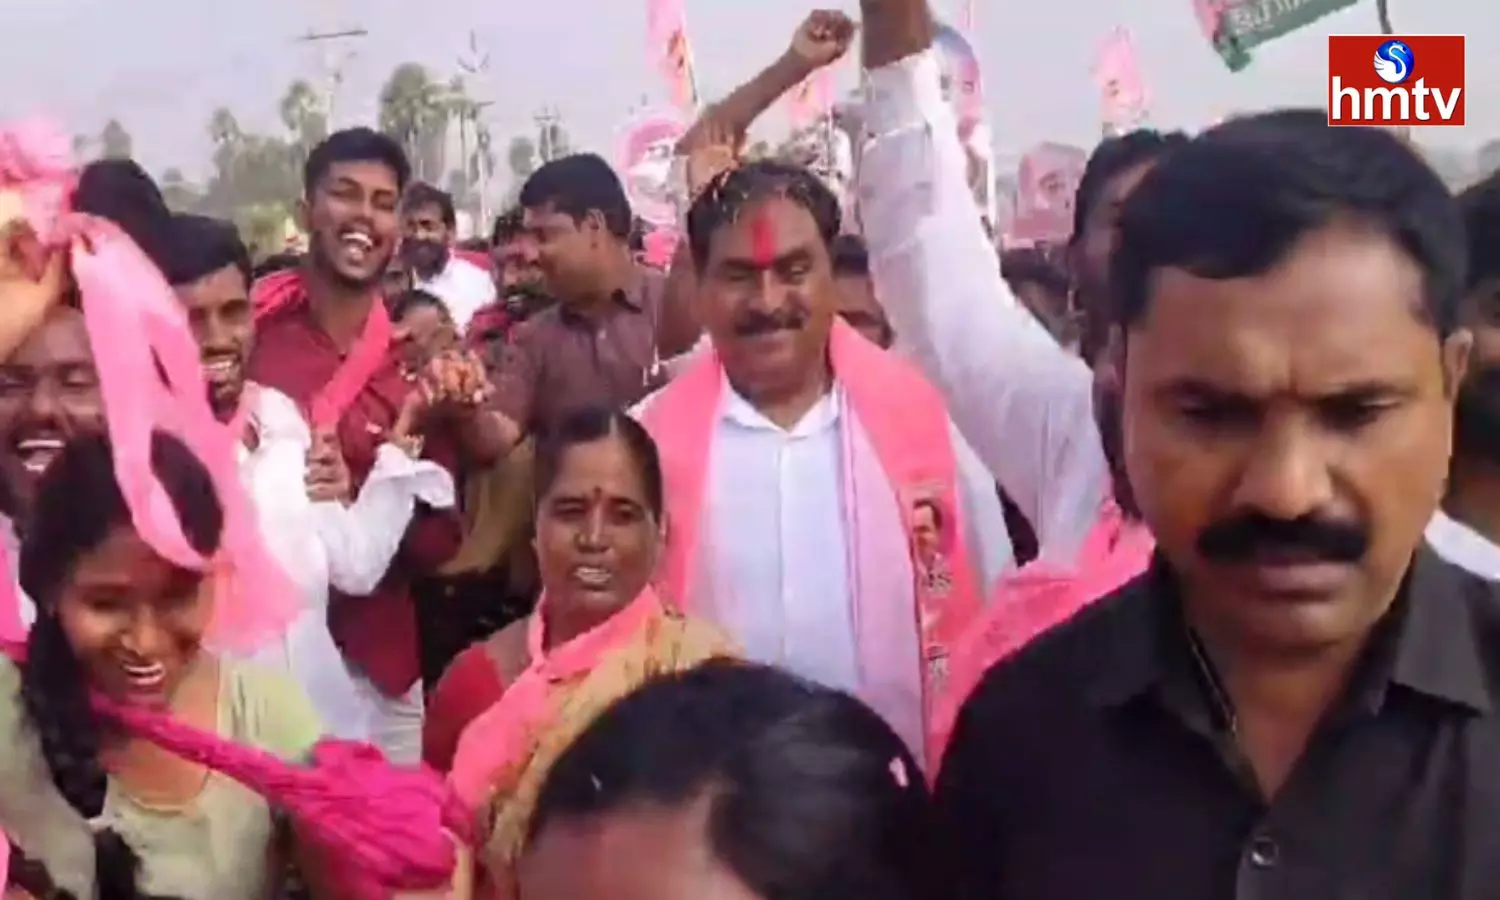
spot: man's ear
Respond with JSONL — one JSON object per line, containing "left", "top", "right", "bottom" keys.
{"left": 1441, "top": 327, "right": 1473, "bottom": 400}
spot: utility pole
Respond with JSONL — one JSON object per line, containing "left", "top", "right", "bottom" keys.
{"left": 297, "top": 24, "right": 367, "bottom": 128}
{"left": 457, "top": 30, "right": 495, "bottom": 229}
{"left": 535, "top": 107, "right": 562, "bottom": 164}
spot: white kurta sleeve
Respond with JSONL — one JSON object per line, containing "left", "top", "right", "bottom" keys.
{"left": 314, "top": 445, "right": 457, "bottom": 596}
{"left": 859, "top": 49, "right": 1109, "bottom": 560}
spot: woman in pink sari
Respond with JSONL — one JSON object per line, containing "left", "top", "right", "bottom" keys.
{"left": 447, "top": 406, "right": 736, "bottom": 899}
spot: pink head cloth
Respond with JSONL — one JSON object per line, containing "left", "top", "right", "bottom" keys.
{"left": 0, "top": 118, "right": 300, "bottom": 655}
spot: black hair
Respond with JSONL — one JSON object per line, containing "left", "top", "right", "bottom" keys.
{"left": 303, "top": 127, "right": 411, "bottom": 198}
{"left": 1070, "top": 128, "right": 1189, "bottom": 245}
{"left": 1000, "top": 246, "right": 1070, "bottom": 298}
{"left": 629, "top": 217, "right": 647, "bottom": 255}
{"left": 402, "top": 182, "right": 457, "bottom": 229}
{"left": 831, "top": 234, "right": 870, "bottom": 278}
{"left": 74, "top": 159, "right": 176, "bottom": 272}
{"left": 251, "top": 252, "right": 302, "bottom": 281}
{"left": 1112, "top": 109, "right": 1464, "bottom": 339}
{"left": 1458, "top": 171, "right": 1500, "bottom": 296}
{"left": 533, "top": 406, "right": 664, "bottom": 520}
{"left": 490, "top": 207, "right": 525, "bottom": 246}
{"left": 19, "top": 429, "right": 222, "bottom": 900}
{"left": 161, "top": 215, "right": 252, "bottom": 288}
{"left": 519, "top": 154, "right": 632, "bottom": 241}
{"left": 527, "top": 661, "right": 941, "bottom": 900}
{"left": 685, "top": 159, "right": 841, "bottom": 272}
{"left": 390, "top": 288, "right": 449, "bottom": 323}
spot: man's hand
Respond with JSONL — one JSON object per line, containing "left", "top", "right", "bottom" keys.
{"left": 788, "top": 9, "right": 857, "bottom": 71}
{"left": 305, "top": 428, "right": 351, "bottom": 504}
{"left": 417, "top": 348, "right": 492, "bottom": 426}
{"left": 683, "top": 118, "right": 740, "bottom": 200}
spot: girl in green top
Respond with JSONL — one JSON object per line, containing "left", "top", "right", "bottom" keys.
{"left": 0, "top": 429, "right": 322, "bottom": 900}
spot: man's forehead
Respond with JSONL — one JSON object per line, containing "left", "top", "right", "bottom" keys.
{"left": 1126, "top": 247, "right": 1439, "bottom": 394}
{"left": 10, "top": 312, "right": 91, "bottom": 366}
{"left": 523, "top": 203, "right": 571, "bottom": 226}
{"left": 176, "top": 264, "right": 249, "bottom": 303}
{"left": 322, "top": 159, "right": 399, "bottom": 192}
{"left": 711, "top": 199, "right": 821, "bottom": 258}
{"left": 403, "top": 201, "right": 446, "bottom": 223}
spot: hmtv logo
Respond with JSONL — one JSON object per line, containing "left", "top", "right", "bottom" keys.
{"left": 1326, "top": 35, "right": 1465, "bottom": 127}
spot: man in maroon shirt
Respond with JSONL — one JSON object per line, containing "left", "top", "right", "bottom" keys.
{"left": 247, "top": 128, "right": 510, "bottom": 762}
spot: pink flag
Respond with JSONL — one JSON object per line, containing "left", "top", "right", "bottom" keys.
{"left": 1009, "top": 142, "right": 1087, "bottom": 245}
{"left": 787, "top": 68, "right": 833, "bottom": 129}
{"left": 1092, "top": 27, "right": 1149, "bottom": 132}
{"left": 647, "top": 0, "right": 699, "bottom": 113}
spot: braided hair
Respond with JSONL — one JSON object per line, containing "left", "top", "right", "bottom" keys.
{"left": 684, "top": 159, "right": 842, "bottom": 272}
{"left": 18, "top": 430, "right": 220, "bottom": 900}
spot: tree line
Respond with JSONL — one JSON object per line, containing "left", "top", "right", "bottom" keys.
{"left": 86, "top": 63, "right": 573, "bottom": 256}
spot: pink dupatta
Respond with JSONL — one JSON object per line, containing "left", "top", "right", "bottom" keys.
{"left": 930, "top": 501, "right": 1153, "bottom": 763}
{"left": 641, "top": 318, "right": 983, "bottom": 764}
{"left": 448, "top": 587, "right": 662, "bottom": 813}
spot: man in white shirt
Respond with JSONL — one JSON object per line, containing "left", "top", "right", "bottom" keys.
{"left": 857, "top": 10, "right": 1185, "bottom": 564}
{"left": 399, "top": 183, "right": 496, "bottom": 332}
{"left": 164, "top": 214, "right": 454, "bottom": 751}
{"left": 1426, "top": 172, "right": 1500, "bottom": 577}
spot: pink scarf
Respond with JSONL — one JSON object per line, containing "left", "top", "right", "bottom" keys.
{"left": 930, "top": 501, "right": 1153, "bottom": 763}
{"left": 448, "top": 587, "right": 662, "bottom": 813}
{"left": 641, "top": 319, "right": 982, "bottom": 763}
{"left": 251, "top": 269, "right": 394, "bottom": 429}
{"left": 0, "top": 641, "right": 470, "bottom": 897}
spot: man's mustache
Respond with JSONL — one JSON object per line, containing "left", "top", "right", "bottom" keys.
{"left": 1196, "top": 512, "right": 1369, "bottom": 565}
{"left": 733, "top": 305, "right": 808, "bottom": 337}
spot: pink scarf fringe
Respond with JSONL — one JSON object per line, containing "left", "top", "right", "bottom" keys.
{"left": 0, "top": 121, "right": 468, "bottom": 895}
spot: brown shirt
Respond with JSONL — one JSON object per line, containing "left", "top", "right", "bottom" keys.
{"left": 490, "top": 267, "right": 696, "bottom": 430}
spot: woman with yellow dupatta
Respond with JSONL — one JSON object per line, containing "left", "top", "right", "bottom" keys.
{"left": 447, "top": 405, "right": 736, "bottom": 899}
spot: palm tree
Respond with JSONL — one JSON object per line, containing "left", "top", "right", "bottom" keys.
{"left": 208, "top": 107, "right": 243, "bottom": 148}
{"left": 378, "top": 63, "right": 449, "bottom": 182}
{"left": 100, "top": 119, "right": 133, "bottom": 159}
{"left": 279, "top": 79, "right": 328, "bottom": 165}
{"left": 506, "top": 135, "right": 537, "bottom": 183}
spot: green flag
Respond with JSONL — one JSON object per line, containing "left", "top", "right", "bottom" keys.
{"left": 1209, "top": 0, "right": 1364, "bottom": 71}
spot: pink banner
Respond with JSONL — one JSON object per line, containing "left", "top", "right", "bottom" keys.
{"left": 1009, "top": 142, "right": 1088, "bottom": 245}
{"left": 934, "top": 23, "right": 984, "bottom": 123}
{"left": 616, "top": 109, "right": 688, "bottom": 228}
{"left": 646, "top": 0, "right": 699, "bottom": 112}
{"left": 1093, "top": 27, "right": 1149, "bottom": 132}
{"left": 787, "top": 68, "right": 833, "bottom": 129}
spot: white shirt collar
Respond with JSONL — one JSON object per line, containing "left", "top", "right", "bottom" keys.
{"left": 718, "top": 372, "right": 842, "bottom": 437}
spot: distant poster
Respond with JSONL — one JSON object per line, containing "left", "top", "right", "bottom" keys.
{"left": 1009, "top": 142, "right": 1088, "bottom": 245}
{"left": 615, "top": 109, "right": 687, "bottom": 227}
{"left": 934, "top": 22, "right": 985, "bottom": 123}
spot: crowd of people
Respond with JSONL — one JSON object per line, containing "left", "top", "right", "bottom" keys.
{"left": 2, "top": 0, "right": 1500, "bottom": 898}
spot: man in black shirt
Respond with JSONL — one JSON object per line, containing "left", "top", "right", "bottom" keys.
{"left": 931, "top": 84, "right": 1500, "bottom": 900}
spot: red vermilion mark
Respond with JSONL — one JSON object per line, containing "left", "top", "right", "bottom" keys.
{"left": 749, "top": 209, "right": 777, "bottom": 267}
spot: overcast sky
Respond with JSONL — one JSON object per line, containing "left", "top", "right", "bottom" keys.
{"left": 1, "top": 0, "right": 1494, "bottom": 179}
